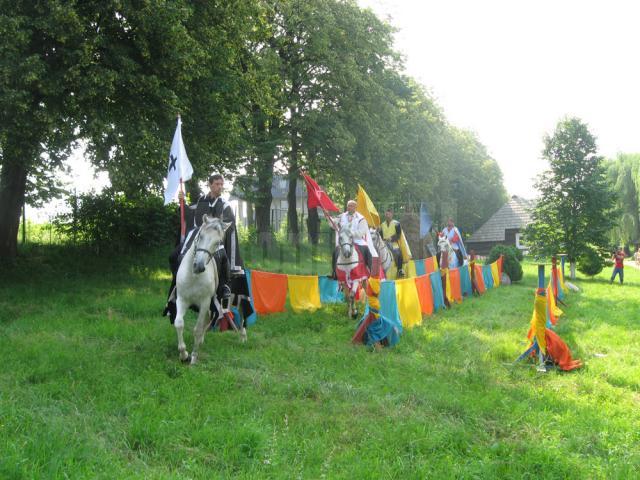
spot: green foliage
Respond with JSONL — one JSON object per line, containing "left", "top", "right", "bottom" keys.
{"left": 486, "top": 245, "right": 523, "bottom": 282}
{"left": 606, "top": 153, "right": 640, "bottom": 248}
{"left": 577, "top": 246, "right": 605, "bottom": 277}
{"left": 0, "top": 0, "right": 509, "bottom": 257}
{"left": 525, "top": 117, "right": 616, "bottom": 262}
{"left": 54, "top": 191, "right": 177, "bottom": 251}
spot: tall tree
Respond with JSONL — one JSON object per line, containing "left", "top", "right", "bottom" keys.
{"left": 525, "top": 117, "right": 615, "bottom": 278}
{"left": 0, "top": 0, "right": 204, "bottom": 259}
{"left": 607, "top": 153, "right": 640, "bottom": 248}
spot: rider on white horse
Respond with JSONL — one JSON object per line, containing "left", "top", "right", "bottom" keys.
{"left": 332, "top": 200, "right": 378, "bottom": 277}
{"left": 164, "top": 173, "right": 245, "bottom": 323}
{"left": 379, "top": 208, "right": 405, "bottom": 277}
{"left": 441, "top": 217, "right": 467, "bottom": 267}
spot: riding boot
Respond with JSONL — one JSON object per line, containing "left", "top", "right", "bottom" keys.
{"left": 330, "top": 247, "right": 339, "bottom": 280}
{"left": 163, "top": 246, "right": 182, "bottom": 324}
{"left": 394, "top": 248, "right": 403, "bottom": 277}
{"left": 214, "top": 249, "right": 232, "bottom": 301}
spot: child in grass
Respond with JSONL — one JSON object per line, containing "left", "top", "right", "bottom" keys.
{"left": 610, "top": 248, "right": 625, "bottom": 285}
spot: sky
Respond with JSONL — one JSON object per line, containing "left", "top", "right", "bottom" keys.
{"left": 358, "top": 0, "right": 640, "bottom": 198}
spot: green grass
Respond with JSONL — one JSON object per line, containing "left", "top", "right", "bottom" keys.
{"left": 1, "top": 245, "right": 639, "bottom": 479}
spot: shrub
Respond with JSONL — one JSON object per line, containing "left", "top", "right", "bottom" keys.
{"left": 55, "top": 191, "right": 178, "bottom": 251}
{"left": 486, "top": 245, "right": 523, "bottom": 282}
{"left": 577, "top": 247, "right": 605, "bottom": 276}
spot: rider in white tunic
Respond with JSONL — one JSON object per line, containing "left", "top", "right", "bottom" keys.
{"left": 332, "top": 200, "right": 378, "bottom": 276}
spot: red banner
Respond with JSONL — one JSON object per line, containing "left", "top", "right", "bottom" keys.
{"left": 302, "top": 173, "right": 339, "bottom": 212}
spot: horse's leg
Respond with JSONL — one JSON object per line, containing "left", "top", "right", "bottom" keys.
{"left": 174, "top": 297, "right": 190, "bottom": 362}
{"left": 240, "top": 313, "right": 247, "bottom": 343}
{"left": 351, "top": 281, "right": 359, "bottom": 319}
{"left": 190, "top": 299, "right": 210, "bottom": 365}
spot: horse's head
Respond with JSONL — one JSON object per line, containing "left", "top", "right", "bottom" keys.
{"left": 338, "top": 225, "right": 354, "bottom": 259}
{"left": 193, "top": 214, "right": 230, "bottom": 274}
{"left": 369, "top": 228, "right": 381, "bottom": 247}
{"left": 437, "top": 233, "right": 450, "bottom": 252}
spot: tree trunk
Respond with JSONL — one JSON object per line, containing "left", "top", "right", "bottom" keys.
{"left": 255, "top": 164, "right": 274, "bottom": 250}
{"left": 307, "top": 207, "right": 320, "bottom": 244}
{"left": 0, "top": 161, "right": 28, "bottom": 260}
{"left": 287, "top": 129, "right": 300, "bottom": 245}
{"left": 570, "top": 262, "right": 576, "bottom": 280}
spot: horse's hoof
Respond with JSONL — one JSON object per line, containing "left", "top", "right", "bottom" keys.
{"left": 190, "top": 355, "right": 198, "bottom": 366}
{"left": 180, "top": 353, "right": 191, "bottom": 363}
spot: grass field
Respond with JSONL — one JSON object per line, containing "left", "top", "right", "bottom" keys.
{"left": 1, "top": 244, "right": 639, "bottom": 479}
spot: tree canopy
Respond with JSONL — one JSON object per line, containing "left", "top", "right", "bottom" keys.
{"left": 1, "top": 0, "right": 507, "bottom": 258}
{"left": 525, "top": 117, "right": 615, "bottom": 269}
{"left": 606, "top": 153, "right": 640, "bottom": 248}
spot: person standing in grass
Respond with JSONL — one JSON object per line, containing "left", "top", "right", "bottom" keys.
{"left": 610, "top": 247, "right": 625, "bottom": 285}
{"left": 635, "top": 247, "right": 640, "bottom": 267}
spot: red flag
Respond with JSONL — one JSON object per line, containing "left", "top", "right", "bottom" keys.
{"left": 302, "top": 173, "right": 339, "bottom": 212}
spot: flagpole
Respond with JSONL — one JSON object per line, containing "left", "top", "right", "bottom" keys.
{"left": 179, "top": 178, "right": 186, "bottom": 243}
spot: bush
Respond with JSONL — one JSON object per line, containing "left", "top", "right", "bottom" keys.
{"left": 55, "top": 190, "right": 178, "bottom": 251}
{"left": 577, "top": 247, "right": 605, "bottom": 276}
{"left": 486, "top": 245, "right": 523, "bottom": 282}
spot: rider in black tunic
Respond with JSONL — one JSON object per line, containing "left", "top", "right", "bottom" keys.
{"left": 164, "top": 174, "right": 244, "bottom": 322}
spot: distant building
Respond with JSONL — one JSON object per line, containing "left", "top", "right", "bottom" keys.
{"left": 229, "top": 174, "right": 308, "bottom": 230}
{"left": 466, "top": 195, "right": 534, "bottom": 255}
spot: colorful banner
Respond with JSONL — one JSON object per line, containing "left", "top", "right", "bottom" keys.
{"left": 251, "top": 270, "right": 288, "bottom": 314}
{"left": 491, "top": 262, "right": 500, "bottom": 287}
{"left": 448, "top": 268, "right": 463, "bottom": 304}
{"left": 429, "top": 271, "right": 445, "bottom": 311}
{"left": 356, "top": 184, "right": 381, "bottom": 227}
{"left": 244, "top": 268, "right": 258, "bottom": 326}
{"left": 459, "top": 265, "right": 472, "bottom": 298}
{"left": 482, "top": 264, "right": 494, "bottom": 289}
{"left": 395, "top": 277, "right": 423, "bottom": 329}
{"left": 414, "top": 259, "right": 426, "bottom": 277}
{"left": 246, "top": 253, "right": 506, "bottom": 328}
{"left": 379, "top": 280, "right": 402, "bottom": 329}
{"left": 287, "top": 275, "right": 321, "bottom": 313}
{"left": 414, "top": 274, "right": 434, "bottom": 315}
{"left": 302, "top": 173, "right": 339, "bottom": 212}
{"left": 425, "top": 257, "right": 437, "bottom": 274}
{"left": 318, "top": 276, "right": 343, "bottom": 303}
{"left": 474, "top": 264, "right": 486, "bottom": 294}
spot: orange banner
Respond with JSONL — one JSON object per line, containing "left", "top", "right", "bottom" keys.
{"left": 448, "top": 268, "right": 463, "bottom": 304}
{"left": 414, "top": 274, "right": 434, "bottom": 315}
{"left": 251, "top": 270, "right": 288, "bottom": 314}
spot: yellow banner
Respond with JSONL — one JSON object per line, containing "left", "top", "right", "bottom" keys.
{"left": 356, "top": 184, "right": 380, "bottom": 228}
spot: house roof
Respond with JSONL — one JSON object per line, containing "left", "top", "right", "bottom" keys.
{"left": 230, "top": 174, "right": 307, "bottom": 201}
{"left": 468, "top": 195, "right": 535, "bottom": 243}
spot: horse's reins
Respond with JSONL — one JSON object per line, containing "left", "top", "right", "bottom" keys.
{"left": 337, "top": 240, "right": 359, "bottom": 266}
{"left": 192, "top": 225, "right": 221, "bottom": 266}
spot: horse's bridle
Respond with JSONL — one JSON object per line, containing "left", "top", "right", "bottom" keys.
{"left": 193, "top": 225, "right": 221, "bottom": 266}
{"left": 337, "top": 239, "right": 359, "bottom": 266}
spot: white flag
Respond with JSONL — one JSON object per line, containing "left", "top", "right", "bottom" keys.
{"left": 163, "top": 117, "right": 193, "bottom": 205}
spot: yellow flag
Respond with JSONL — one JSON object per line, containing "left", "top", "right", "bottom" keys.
{"left": 356, "top": 184, "right": 380, "bottom": 228}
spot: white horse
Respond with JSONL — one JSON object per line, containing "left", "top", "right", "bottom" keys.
{"left": 336, "top": 225, "right": 368, "bottom": 319}
{"left": 369, "top": 228, "right": 403, "bottom": 278}
{"left": 370, "top": 228, "right": 393, "bottom": 274}
{"left": 437, "top": 233, "right": 461, "bottom": 269}
{"left": 174, "top": 214, "right": 242, "bottom": 365}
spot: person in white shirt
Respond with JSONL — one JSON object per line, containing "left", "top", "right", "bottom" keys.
{"left": 331, "top": 200, "right": 378, "bottom": 277}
